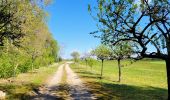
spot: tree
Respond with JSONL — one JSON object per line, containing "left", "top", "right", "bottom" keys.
{"left": 92, "top": 45, "right": 112, "bottom": 78}
{"left": 71, "top": 51, "right": 80, "bottom": 63}
{"left": 82, "top": 52, "right": 91, "bottom": 67}
{"left": 87, "top": 57, "right": 96, "bottom": 71}
{"left": 89, "top": 0, "right": 170, "bottom": 98}
{"left": 0, "top": 0, "right": 51, "bottom": 47}
{"left": 0, "top": 0, "right": 59, "bottom": 78}
{"left": 111, "top": 42, "right": 133, "bottom": 82}
{"left": 0, "top": 0, "right": 25, "bottom": 46}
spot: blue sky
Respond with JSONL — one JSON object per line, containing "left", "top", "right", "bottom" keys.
{"left": 46, "top": 0, "right": 100, "bottom": 59}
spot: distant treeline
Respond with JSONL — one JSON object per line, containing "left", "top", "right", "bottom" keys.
{"left": 0, "top": 0, "right": 59, "bottom": 78}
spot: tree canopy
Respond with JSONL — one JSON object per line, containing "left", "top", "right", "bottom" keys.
{"left": 89, "top": 0, "right": 170, "bottom": 60}
{"left": 92, "top": 45, "right": 112, "bottom": 60}
{"left": 0, "top": 0, "right": 59, "bottom": 78}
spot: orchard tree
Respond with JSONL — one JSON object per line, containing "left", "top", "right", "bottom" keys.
{"left": 82, "top": 52, "right": 91, "bottom": 67}
{"left": 89, "top": 0, "right": 170, "bottom": 98}
{"left": 111, "top": 42, "right": 133, "bottom": 82}
{"left": 92, "top": 45, "right": 112, "bottom": 78}
{"left": 71, "top": 51, "right": 80, "bottom": 63}
{"left": 87, "top": 57, "right": 96, "bottom": 71}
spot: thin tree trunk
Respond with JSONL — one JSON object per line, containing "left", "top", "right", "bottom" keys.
{"left": 100, "top": 59, "right": 104, "bottom": 79}
{"left": 118, "top": 59, "right": 121, "bottom": 82}
{"left": 31, "top": 61, "right": 34, "bottom": 72}
{"left": 13, "top": 64, "right": 18, "bottom": 77}
{"left": 31, "top": 55, "right": 34, "bottom": 72}
{"left": 85, "top": 60, "right": 87, "bottom": 70}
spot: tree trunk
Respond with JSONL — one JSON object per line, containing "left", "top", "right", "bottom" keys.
{"left": 100, "top": 59, "right": 104, "bottom": 79}
{"left": 91, "top": 66, "right": 92, "bottom": 71}
{"left": 31, "top": 61, "right": 34, "bottom": 72}
{"left": 85, "top": 60, "right": 87, "bottom": 70}
{"left": 31, "top": 55, "right": 34, "bottom": 72}
{"left": 166, "top": 58, "right": 170, "bottom": 99}
{"left": 118, "top": 59, "right": 121, "bottom": 82}
{"left": 13, "top": 64, "right": 18, "bottom": 77}
{"left": 166, "top": 39, "right": 170, "bottom": 99}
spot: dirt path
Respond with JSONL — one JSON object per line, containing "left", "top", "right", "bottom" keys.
{"left": 31, "top": 64, "right": 66, "bottom": 100}
{"left": 47, "top": 64, "right": 64, "bottom": 87}
{"left": 65, "top": 63, "right": 95, "bottom": 100}
{"left": 31, "top": 62, "right": 95, "bottom": 100}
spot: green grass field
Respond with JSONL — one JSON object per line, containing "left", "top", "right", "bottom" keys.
{"left": 71, "top": 59, "right": 168, "bottom": 100}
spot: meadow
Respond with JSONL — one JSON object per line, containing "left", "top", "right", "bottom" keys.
{"left": 71, "top": 59, "right": 168, "bottom": 100}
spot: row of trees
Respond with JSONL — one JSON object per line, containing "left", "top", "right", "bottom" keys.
{"left": 89, "top": 0, "right": 170, "bottom": 98}
{"left": 71, "top": 43, "right": 133, "bottom": 82}
{"left": 92, "top": 44, "right": 133, "bottom": 81}
{"left": 0, "top": 0, "right": 59, "bottom": 78}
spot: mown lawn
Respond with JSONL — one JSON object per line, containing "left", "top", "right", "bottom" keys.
{"left": 0, "top": 63, "right": 60, "bottom": 100}
{"left": 71, "top": 59, "right": 168, "bottom": 100}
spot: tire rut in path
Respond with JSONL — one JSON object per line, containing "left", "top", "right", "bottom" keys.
{"left": 31, "top": 64, "right": 69, "bottom": 100}
{"left": 65, "top": 63, "right": 96, "bottom": 100}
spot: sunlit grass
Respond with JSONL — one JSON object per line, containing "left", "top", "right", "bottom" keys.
{"left": 71, "top": 60, "right": 168, "bottom": 100}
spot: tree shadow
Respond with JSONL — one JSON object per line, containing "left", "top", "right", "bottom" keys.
{"left": 83, "top": 81, "right": 168, "bottom": 100}
{"left": 0, "top": 83, "right": 38, "bottom": 100}
{"left": 30, "top": 84, "right": 71, "bottom": 100}
{"left": 76, "top": 70, "right": 168, "bottom": 100}
{"left": 0, "top": 83, "right": 68, "bottom": 100}
{"left": 76, "top": 71, "right": 100, "bottom": 76}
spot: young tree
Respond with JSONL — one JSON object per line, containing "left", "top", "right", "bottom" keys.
{"left": 71, "top": 51, "right": 80, "bottom": 63}
{"left": 87, "top": 57, "right": 96, "bottom": 71}
{"left": 89, "top": 0, "right": 170, "bottom": 98}
{"left": 82, "top": 52, "right": 91, "bottom": 67}
{"left": 111, "top": 42, "right": 133, "bottom": 82}
{"left": 92, "top": 45, "right": 112, "bottom": 78}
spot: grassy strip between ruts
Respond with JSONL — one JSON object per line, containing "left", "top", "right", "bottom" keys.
{"left": 70, "top": 60, "right": 168, "bottom": 100}
{"left": 0, "top": 62, "right": 62, "bottom": 100}
{"left": 54, "top": 64, "right": 71, "bottom": 99}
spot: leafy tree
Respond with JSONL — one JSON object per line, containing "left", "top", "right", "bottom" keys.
{"left": 111, "top": 42, "right": 133, "bottom": 82}
{"left": 0, "top": 0, "right": 59, "bottom": 78}
{"left": 92, "top": 45, "right": 112, "bottom": 78}
{"left": 71, "top": 51, "right": 80, "bottom": 63}
{"left": 89, "top": 0, "right": 170, "bottom": 97}
{"left": 0, "top": 0, "right": 50, "bottom": 46}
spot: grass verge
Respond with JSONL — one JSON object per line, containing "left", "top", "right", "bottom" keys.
{"left": 0, "top": 63, "right": 60, "bottom": 100}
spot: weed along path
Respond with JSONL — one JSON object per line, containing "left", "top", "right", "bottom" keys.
{"left": 32, "top": 62, "right": 95, "bottom": 100}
